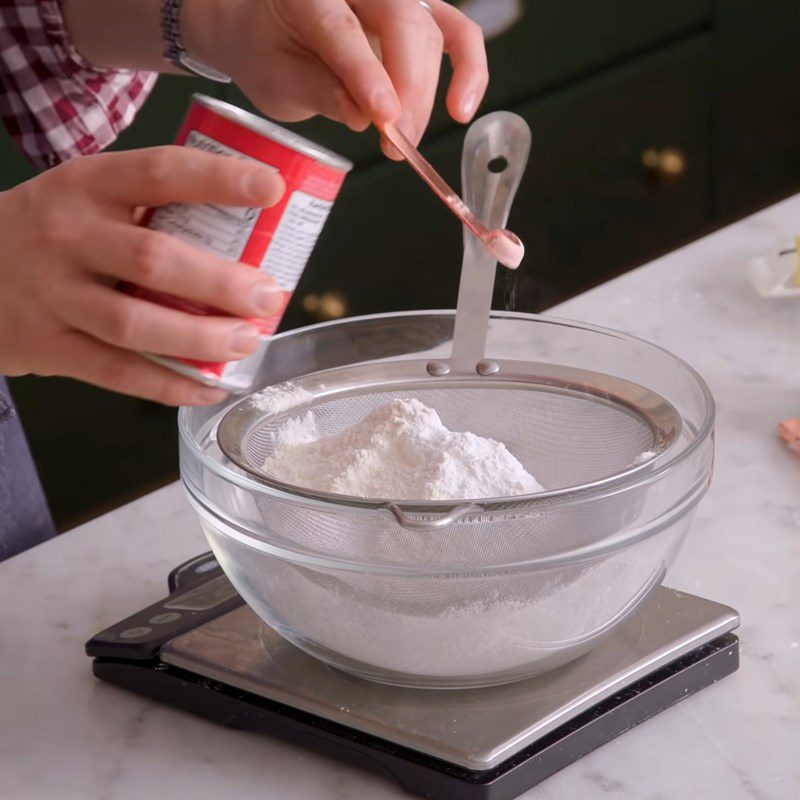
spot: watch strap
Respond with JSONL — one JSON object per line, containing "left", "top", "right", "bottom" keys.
{"left": 161, "top": 0, "right": 232, "bottom": 83}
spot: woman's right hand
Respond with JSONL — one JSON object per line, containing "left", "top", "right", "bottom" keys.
{"left": 0, "top": 146, "right": 285, "bottom": 405}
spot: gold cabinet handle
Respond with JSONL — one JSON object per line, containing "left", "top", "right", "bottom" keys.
{"left": 641, "top": 147, "right": 687, "bottom": 182}
{"left": 302, "top": 290, "right": 349, "bottom": 321}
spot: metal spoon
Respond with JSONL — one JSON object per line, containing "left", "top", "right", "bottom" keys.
{"left": 381, "top": 122, "right": 525, "bottom": 269}
{"left": 450, "top": 111, "right": 531, "bottom": 364}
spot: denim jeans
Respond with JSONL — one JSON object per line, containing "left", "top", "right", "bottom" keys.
{"left": 0, "top": 378, "right": 56, "bottom": 560}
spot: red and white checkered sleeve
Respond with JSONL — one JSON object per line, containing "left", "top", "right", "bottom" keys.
{"left": 0, "top": 0, "right": 157, "bottom": 170}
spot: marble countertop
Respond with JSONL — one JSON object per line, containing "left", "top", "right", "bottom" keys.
{"left": 2, "top": 195, "right": 798, "bottom": 800}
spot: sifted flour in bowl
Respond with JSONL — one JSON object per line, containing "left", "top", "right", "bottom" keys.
{"left": 263, "top": 398, "right": 543, "bottom": 500}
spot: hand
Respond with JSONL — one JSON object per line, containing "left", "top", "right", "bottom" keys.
{"left": 0, "top": 146, "right": 285, "bottom": 406}
{"left": 182, "top": 0, "right": 489, "bottom": 158}
{"left": 778, "top": 419, "right": 800, "bottom": 453}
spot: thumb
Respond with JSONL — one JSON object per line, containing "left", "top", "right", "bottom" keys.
{"left": 72, "top": 146, "right": 286, "bottom": 208}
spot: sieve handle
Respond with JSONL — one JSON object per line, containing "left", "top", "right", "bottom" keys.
{"left": 386, "top": 502, "right": 482, "bottom": 530}
{"left": 451, "top": 112, "right": 531, "bottom": 363}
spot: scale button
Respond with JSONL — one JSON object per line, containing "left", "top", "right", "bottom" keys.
{"left": 119, "top": 626, "right": 153, "bottom": 639}
{"left": 148, "top": 612, "right": 182, "bottom": 625}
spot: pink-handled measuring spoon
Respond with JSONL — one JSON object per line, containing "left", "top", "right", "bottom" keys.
{"left": 381, "top": 123, "right": 525, "bottom": 269}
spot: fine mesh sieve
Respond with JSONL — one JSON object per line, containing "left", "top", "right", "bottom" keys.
{"left": 216, "top": 367, "right": 680, "bottom": 615}
{"left": 220, "top": 365, "right": 680, "bottom": 512}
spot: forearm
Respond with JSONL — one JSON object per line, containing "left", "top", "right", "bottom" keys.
{"left": 61, "top": 0, "right": 228, "bottom": 73}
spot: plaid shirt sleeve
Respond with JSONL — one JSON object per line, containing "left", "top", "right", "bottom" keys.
{"left": 0, "top": 0, "right": 157, "bottom": 170}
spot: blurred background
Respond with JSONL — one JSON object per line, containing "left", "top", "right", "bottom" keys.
{"left": 6, "top": 0, "right": 800, "bottom": 531}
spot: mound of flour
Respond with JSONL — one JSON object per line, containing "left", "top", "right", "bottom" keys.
{"left": 263, "top": 398, "right": 543, "bottom": 500}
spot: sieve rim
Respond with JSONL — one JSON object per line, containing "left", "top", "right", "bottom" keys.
{"left": 215, "top": 363, "right": 683, "bottom": 510}
{"left": 179, "top": 310, "right": 715, "bottom": 516}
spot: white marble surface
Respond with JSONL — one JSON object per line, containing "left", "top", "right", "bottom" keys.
{"left": 2, "top": 195, "right": 799, "bottom": 799}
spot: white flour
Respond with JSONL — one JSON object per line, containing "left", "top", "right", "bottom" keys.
{"left": 263, "top": 398, "right": 543, "bottom": 500}
{"left": 261, "top": 555, "right": 650, "bottom": 678}
{"left": 248, "top": 382, "right": 312, "bottom": 414}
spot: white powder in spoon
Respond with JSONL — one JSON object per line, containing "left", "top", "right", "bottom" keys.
{"left": 263, "top": 398, "right": 543, "bottom": 500}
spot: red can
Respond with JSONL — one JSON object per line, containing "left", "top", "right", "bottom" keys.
{"left": 133, "top": 94, "right": 352, "bottom": 392}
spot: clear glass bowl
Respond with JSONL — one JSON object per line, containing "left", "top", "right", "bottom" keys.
{"left": 179, "top": 311, "right": 715, "bottom": 689}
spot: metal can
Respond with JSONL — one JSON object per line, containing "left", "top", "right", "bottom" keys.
{"left": 132, "top": 94, "right": 353, "bottom": 392}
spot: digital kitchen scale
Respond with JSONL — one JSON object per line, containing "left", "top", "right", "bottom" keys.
{"left": 87, "top": 553, "right": 740, "bottom": 800}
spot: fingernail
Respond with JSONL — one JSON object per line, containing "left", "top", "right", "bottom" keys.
{"left": 348, "top": 115, "right": 371, "bottom": 133}
{"left": 400, "top": 119, "right": 418, "bottom": 146}
{"left": 245, "top": 169, "right": 283, "bottom": 204}
{"left": 193, "top": 387, "right": 227, "bottom": 405}
{"left": 460, "top": 90, "right": 479, "bottom": 120}
{"left": 251, "top": 283, "right": 283, "bottom": 315}
{"left": 371, "top": 86, "right": 400, "bottom": 121}
{"left": 383, "top": 120, "right": 416, "bottom": 160}
{"left": 382, "top": 137, "right": 403, "bottom": 161}
{"left": 230, "top": 323, "right": 260, "bottom": 355}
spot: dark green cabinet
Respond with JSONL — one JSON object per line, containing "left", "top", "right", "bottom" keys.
{"left": 3, "top": 1, "right": 800, "bottom": 529}
{"left": 714, "top": 1, "right": 800, "bottom": 217}
{"left": 427, "top": 0, "right": 712, "bottom": 137}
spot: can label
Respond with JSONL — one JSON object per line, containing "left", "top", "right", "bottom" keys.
{"left": 131, "top": 96, "right": 351, "bottom": 391}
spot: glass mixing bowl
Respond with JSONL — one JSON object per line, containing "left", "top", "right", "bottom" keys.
{"left": 179, "top": 311, "right": 715, "bottom": 689}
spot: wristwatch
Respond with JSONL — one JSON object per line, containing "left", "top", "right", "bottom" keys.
{"left": 161, "top": 0, "right": 232, "bottom": 83}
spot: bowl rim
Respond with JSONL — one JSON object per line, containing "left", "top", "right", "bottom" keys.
{"left": 178, "top": 310, "right": 715, "bottom": 537}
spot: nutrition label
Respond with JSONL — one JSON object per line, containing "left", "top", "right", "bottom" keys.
{"left": 260, "top": 191, "right": 333, "bottom": 289}
{"left": 148, "top": 202, "right": 259, "bottom": 260}
{"left": 147, "top": 131, "right": 270, "bottom": 261}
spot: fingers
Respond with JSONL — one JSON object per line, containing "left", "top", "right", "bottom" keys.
{"left": 292, "top": 0, "right": 401, "bottom": 123}
{"left": 65, "top": 146, "right": 286, "bottom": 209}
{"left": 337, "top": 88, "right": 372, "bottom": 131}
{"left": 430, "top": 0, "right": 489, "bottom": 123}
{"left": 59, "top": 281, "right": 263, "bottom": 363}
{"left": 779, "top": 419, "right": 800, "bottom": 452}
{"left": 351, "top": 0, "right": 444, "bottom": 159}
{"left": 48, "top": 330, "right": 227, "bottom": 406}
{"left": 253, "top": 50, "right": 371, "bottom": 131}
{"left": 88, "top": 222, "right": 284, "bottom": 319}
